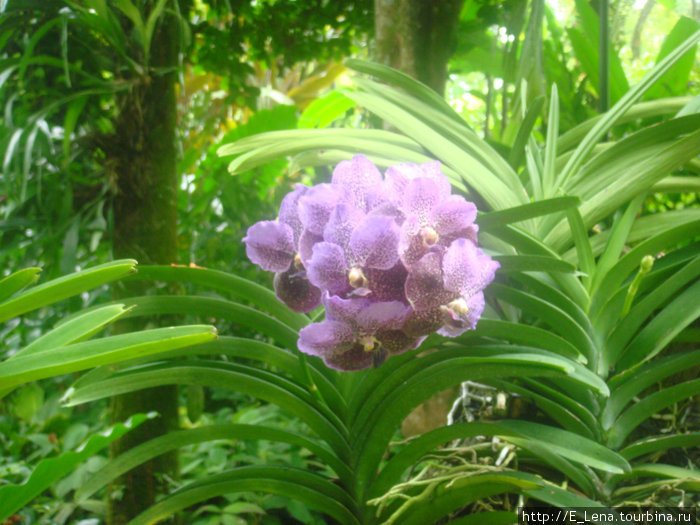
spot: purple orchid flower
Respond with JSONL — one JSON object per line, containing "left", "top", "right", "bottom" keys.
{"left": 243, "top": 155, "right": 498, "bottom": 370}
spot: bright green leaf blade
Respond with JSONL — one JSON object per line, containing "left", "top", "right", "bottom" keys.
{"left": 217, "top": 128, "right": 422, "bottom": 157}
{"left": 24, "top": 304, "right": 133, "bottom": 355}
{"left": 343, "top": 89, "right": 523, "bottom": 211}
{"left": 590, "top": 219, "right": 700, "bottom": 320}
{"left": 353, "top": 353, "right": 576, "bottom": 498}
{"left": 557, "top": 97, "right": 691, "bottom": 154}
{"left": 607, "top": 256, "right": 700, "bottom": 357}
{"left": 508, "top": 96, "right": 544, "bottom": 171}
{"left": 0, "top": 267, "right": 41, "bottom": 303}
{"left": 477, "top": 196, "right": 580, "bottom": 230}
{"left": 556, "top": 29, "right": 700, "bottom": 190}
{"left": 542, "top": 84, "right": 559, "bottom": 195}
{"left": 472, "top": 320, "right": 585, "bottom": 363}
{"left": 345, "top": 58, "right": 463, "bottom": 126}
{"left": 525, "top": 484, "right": 607, "bottom": 508}
{"left": 492, "top": 255, "right": 576, "bottom": 274}
{"left": 0, "top": 413, "right": 154, "bottom": 522}
{"left": 497, "top": 420, "right": 629, "bottom": 473}
{"left": 0, "top": 304, "right": 134, "bottom": 400}
{"left": 0, "top": 325, "right": 217, "bottom": 389}
{"left": 114, "top": 295, "right": 299, "bottom": 350}
{"left": 565, "top": 207, "right": 594, "bottom": 288}
{"left": 491, "top": 284, "right": 597, "bottom": 363}
{"left": 0, "top": 259, "right": 136, "bottom": 323}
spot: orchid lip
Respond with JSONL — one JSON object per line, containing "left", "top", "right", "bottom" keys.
{"left": 421, "top": 226, "right": 439, "bottom": 247}
{"left": 348, "top": 267, "right": 368, "bottom": 289}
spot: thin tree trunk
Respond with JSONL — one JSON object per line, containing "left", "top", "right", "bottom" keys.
{"left": 107, "top": 4, "right": 180, "bottom": 523}
{"left": 374, "top": 0, "right": 465, "bottom": 96}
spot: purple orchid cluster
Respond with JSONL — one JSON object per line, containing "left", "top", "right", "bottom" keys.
{"left": 243, "top": 155, "right": 499, "bottom": 371}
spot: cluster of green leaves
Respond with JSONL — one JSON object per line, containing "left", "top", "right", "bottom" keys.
{"left": 449, "top": 0, "right": 699, "bottom": 138}
{"left": 0, "top": 260, "right": 216, "bottom": 522}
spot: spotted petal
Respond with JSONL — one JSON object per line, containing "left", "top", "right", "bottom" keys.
{"left": 385, "top": 161, "right": 451, "bottom": 203}
{"left": 298, "top": 320, "right": 355, "bottom": 359}
{"left": 348, "top": 214, "right": 400, "bottom": 270}
{"left": 242, "top": 221, "right": 295, "bottom": 272}
{"left": 306, "top": 242, "right": 349, "bottom": 295}
{"left": 279, "top": 184, "right": 309, "bottom": 243}
{"left": 331, "top": 155, "right": 385, "bottom": 212}
{"left": 401, "top": 177, "right": 447, "bottom": 224}
{"left": 431, "top": 195, "right": 477, "bottom": 237}
{"left": 405, "top": 252, "right": 454, "bottom": 310}
{"left": 298, "top": 183, "right": 343, "bottom": 235}
{"left": 442, "top": 238, "right": 499, "bottom": 297}
{"left": 323, "top": 202, "right": 365, "bottom": 250}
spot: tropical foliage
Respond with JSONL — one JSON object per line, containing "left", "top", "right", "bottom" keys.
{"left": 1, "top": 1, "right": 699, "bottom": 523}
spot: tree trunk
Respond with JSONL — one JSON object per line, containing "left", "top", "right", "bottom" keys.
{"left": 374, "top": 0, "right": 465, "bottom": 96}
{"left": 107, "top": 5, "right": 180, "bottom": 523}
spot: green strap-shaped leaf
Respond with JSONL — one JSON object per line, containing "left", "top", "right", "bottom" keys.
{"left": 218, "top": 128, "right": 423, "bottom": 158}
{"left": 620, "top": 433, "right": 700, "bottom": 461}
{"left": 606, "top": 379, "right": 700, "bottom": 449}
{"left": 589, "top": 219, "right": 700, "bottom": 320}
{"left": 75, "top": 424, "right": 352, "bottom": 503}
{"left": 491, "top": 284, "right": 597, "bottom": 363}
{"left": 615, "top": 279, "right": 700, "bottom": 369}
{"left": 0, "top": 413, "right": 154, "bottom": 522}
{"left": 471, "top": 319, "right": 585, "bottom": 363}
{"left": 509, "top": 96, "right": 545, "bottom": 173}
{"left": 345, "top": 59, "right": 464, "bottom": 127}
{"left": 115, "top": 295, "right": 299, "bottom": 351}
{"left": 555, "top": 30, "right": 700, "bottom": 191}
{"left": 556, "top": 97, "right": 691, "bottom": 153}
{"left": 0, "top": 304, "right": 134, "bottom": 400}
{"left": 63, "top": 362, "right": 351, "bottom": 461}
{"left": 609, "top": 463, "right": 700, "bottom": 493}
{"left": 492, "top": 255, "right": 576, "bottom": 274}
{"left": 352, "top": 354, "right": 575, "bottom": 499}
{"left": 477, "top": 196, "right": 580, "bottom": 230}
{"left": 0, "top": 267, "right": 41, "bottom": 303}
{"left": 343, "top": 89, "right": 523, "bottom": 211}
{"left": 0, "top": 325, "right": 217, "bottom": 389}
{"left": 128, "top": 265, "right": 310, "bottom": 332}
{"left": 0, "top": 259, "right": 136, "bottom": 323}
{"left": 128, "top": 466, "right": 360, "bottom": 525}
{"left": 603, "top": 351, "right": 700, "bottom": 429}
{"left": 382, "top": 473, "right": 540, "bottom": 525}
{"left": 350, "top": 76, "right": 525, "bottom": 201}
{"left": 487, "top": 379, "right": 597, "bottom": 440}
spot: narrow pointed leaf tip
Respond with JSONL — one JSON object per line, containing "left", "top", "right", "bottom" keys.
{"left": 243, "top": 155, "right": 498, "bottom": 370}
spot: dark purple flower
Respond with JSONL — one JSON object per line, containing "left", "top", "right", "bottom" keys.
{"left": 298, "top": 294, "right": 418, "bottom": 370}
